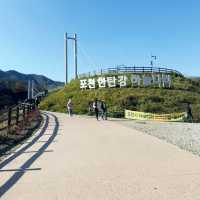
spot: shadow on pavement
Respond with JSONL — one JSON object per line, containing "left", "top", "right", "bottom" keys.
{"left": 106, "top": 119, "right": 134, "bottom": 122}
{"left": 0, "top": 168, "right": 41, "bottom": 172}
{"left": 0, "top": 113, "right": 49, "bottom": 170}
{"left": 2, "top": 150, "right": 54, "bottom": 156}
{"left": 0, "top": 113, "right": 59, "bottom": 198}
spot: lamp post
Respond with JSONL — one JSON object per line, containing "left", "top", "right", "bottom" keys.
{"left": 150, "top": 55, "right": 157, "bottom": 67}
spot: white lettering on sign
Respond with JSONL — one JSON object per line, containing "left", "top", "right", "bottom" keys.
{"left": 80, "top": 79, "right": 88, "bottom": 89}
{"left": 88, "top": 78, "right": 96, "bottom": 89}
{"left": 80, "top": 74, "right": 172, "bottom": 89}
{"left": 118, "top": 75, "right": 128, "bottom": 87}
{"left": 107, "top": 76, "right": 116, "bottom": 88}
{"left": 97, "top": 77, "right": 106, "bottom": 88}
{"left": 143, "top": 76, "right": 153, "bottom": 86}
{"left": 162, "top": 74, "right": 171, "bottom": 88}
{"left": 131, "top": 75, "right": 142, "bottom": 86}
{"left": 152, "top": 74, "right": 161, "bottom": 87}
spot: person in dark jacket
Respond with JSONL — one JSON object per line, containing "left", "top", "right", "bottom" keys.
{"left": 187, "top": 103, "right": 193, "bottom": 122}
{"left": 100, "top": 100, "right": 107, "bottom": 120}
{"left": 93, "top": 99, "right": 99, "bottom": 120}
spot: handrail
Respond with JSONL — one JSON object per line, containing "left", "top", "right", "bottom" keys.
{"left": 78, "top": 66, "right": 184, "bottom": 78}
{"left": 0, "top": 102, "right": 37, "bottom": 132}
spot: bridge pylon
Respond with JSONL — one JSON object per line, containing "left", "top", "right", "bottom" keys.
{"left": 64, "top": 32, "right": 78, "bottom": 84}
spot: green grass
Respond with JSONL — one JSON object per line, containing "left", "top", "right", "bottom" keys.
{"left": 39, "top": 75, "right": 200, "bottom": 122}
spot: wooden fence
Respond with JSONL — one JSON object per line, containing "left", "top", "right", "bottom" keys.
{"left": 0, "top": 103, "right": 37, "bottom": 134}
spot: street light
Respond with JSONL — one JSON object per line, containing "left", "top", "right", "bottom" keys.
{"left": 150, "top": 55, "right": 157, "bottom": 67}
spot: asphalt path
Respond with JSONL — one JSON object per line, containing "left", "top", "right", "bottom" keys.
{"left": 1, "top": 112, "right": 200, "bottom": 200}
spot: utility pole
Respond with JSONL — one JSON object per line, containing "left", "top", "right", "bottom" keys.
{"left": 31, "top": 80, "right": 34, "bottom": 99}
{"left": 74, "top": 33, "right": 78, "bottom": 79}
{"left": 27, "top": 80, "right": 34, "bottom": 100}
{"left": 28, "top": 80, "right": 31, "bottom": 100}
{"left": 64, "top": 32, "right": 78, "bottom": 84}
{"left": 64, "top": 32, "right": 68, "bottom": 84}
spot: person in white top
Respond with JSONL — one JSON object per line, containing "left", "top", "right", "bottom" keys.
{"left": 67, "top": 99, "right": 73, "bottom": 117}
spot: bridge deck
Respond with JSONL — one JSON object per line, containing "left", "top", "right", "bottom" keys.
{"left": 1, "top": 112, "right": 200, "bottom": 200}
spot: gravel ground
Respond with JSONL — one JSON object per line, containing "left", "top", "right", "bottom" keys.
{"left": 116, "top": 119, "right": 200, "bottom": 156}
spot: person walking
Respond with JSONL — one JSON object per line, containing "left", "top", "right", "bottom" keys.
{"left": 187, "top": 103, "right": 193, "bottom": 122}
{"left": 93, "top": 99, "right": 99, "bottom": 120}
{"left": 101, "top": 100, "right": 107, "bottom": 120}
{"left": 67, "top": 98, "right": 73, "bottom": 117}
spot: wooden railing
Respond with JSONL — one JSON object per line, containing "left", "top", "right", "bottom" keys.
{"left": 78, "top": 66, "right": 184, "bottom": 78}
{"left": 0, "top": 103, "right": 37, "bottom": 134}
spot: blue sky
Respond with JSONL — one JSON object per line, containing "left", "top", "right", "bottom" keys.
{"left": 0, "top": 0, "right": 200, "bottom": 81}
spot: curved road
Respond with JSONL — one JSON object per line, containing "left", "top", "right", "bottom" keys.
{"left": 1, "top": 112, "right": 200, "bottom": 199}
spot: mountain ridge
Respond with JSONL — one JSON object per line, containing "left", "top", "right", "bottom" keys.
{"left": 0, "top": 69, "right": 64, "bottom": 89}
{"left": 0, "top": 69, "right": 64, "bottom": 108}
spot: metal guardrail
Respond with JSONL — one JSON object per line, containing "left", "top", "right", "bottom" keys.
{"left": 78, "top": 66, "right": 184, "bottom": 78}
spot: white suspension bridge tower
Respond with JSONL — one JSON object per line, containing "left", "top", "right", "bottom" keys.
{"left": 27, "top": 80, "right": 46, "bottom": 101}
{"left": 64, "top": 33, "right": 78, "bottom": 84}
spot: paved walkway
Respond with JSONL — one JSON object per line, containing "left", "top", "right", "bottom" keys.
{"left": 1, "top": 112, "right": 200, "bottom": 200}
